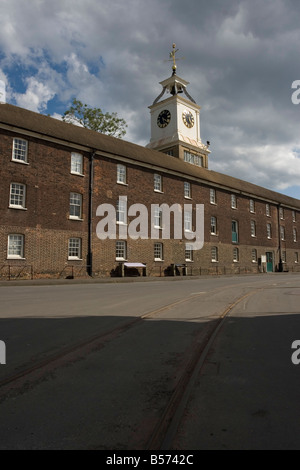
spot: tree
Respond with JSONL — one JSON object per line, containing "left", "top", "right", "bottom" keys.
{"left": 62, "top": 98, "right": 127, "bottom": 138}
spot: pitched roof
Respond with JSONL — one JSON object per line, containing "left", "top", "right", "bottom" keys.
{"left": 1, "top": 103, "right": 300, "bottom": 209}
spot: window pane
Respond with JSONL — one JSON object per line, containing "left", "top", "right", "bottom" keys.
{"left": 184, "top": 182, "right": 191, "bottom": 198}
{"left": 13, "top": 138, "right": 27, "bottom": 162}
{"left": 117, "top": 199, "right": 127, "bottom": 224}
{"left": 154, "top": 174, "right": 162, "bottom": 192}
{"left": 185, "top": 243, "right": 193, "bottom": 261}
{"left": 154, "top": 243, "right": 163, "bottom": 260}
{"left": 70, "top": 193, "right": 82, "bottom": 218}
{"left": 211, "top": 246, "right": 218, "bottom": 262}
{"left": 117, "top": 164, "right": 126, "bottom": 183}
{"left": 10, "top": 183, "right": 26, "bottom": 207}
{"left": 68, "top": 238, "right": 82, "bottom": 259}
{"left": 116, "top": 241, "right": 126, "bottom": 259}
{"left": 8, "top": 234, "right": 24, "bottom": 258}
{"left": 71, "top": 153, "right": 83, "bottom": 174}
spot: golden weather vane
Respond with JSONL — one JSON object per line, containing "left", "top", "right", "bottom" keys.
{"left": 165, "top": 43, "right": 185, "bottom": 75}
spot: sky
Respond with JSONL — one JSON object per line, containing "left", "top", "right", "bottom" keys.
{"left": 1, "top": 0, "right": 300, "bottom": 199}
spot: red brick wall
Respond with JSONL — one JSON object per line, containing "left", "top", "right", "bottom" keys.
{"left": 0, "top": 128, "right": 299, "bottom": 279}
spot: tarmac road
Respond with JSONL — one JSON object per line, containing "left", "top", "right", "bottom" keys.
{"left": 0, "top": 273, "right": 299, "bottom": 449}
{"left": 171, "top": 279, "right": 300, "bottom": 450}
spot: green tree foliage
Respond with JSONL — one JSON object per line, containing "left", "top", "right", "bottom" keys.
{"left": 62, "top": 98, "right": 127, "bottom": 138}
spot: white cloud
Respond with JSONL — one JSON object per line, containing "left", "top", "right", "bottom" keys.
{"left": 14, "top": 77, "right": 55, "bottom": 112}
{"left": 0, "top": 0, "right": 300, "bottom": 198}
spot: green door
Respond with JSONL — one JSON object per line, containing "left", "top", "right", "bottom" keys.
{"left": 266, "top": 252, "right": 273, "bottom": 272}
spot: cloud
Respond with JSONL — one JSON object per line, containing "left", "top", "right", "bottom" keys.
{"left": 0, "top": 0, "right": 300, "bottom": 198}
{"left": 13, "top": 76, "right": 55, "bottom": 112}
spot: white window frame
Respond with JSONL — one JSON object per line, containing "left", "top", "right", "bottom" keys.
{"left": 267, "top": 223, "right": 272, "bottom": 239}
{"left": 295, "top": 252, "right": 299, "bottom": 264}
{"left": 292, "top": 211, "right": 296, "bottom": 223}
{"left": 266, "top": 204, "right": 271, "bottom": 217}
{"left": 117, "top": 164, "right": 127, "bottom": 184}
{"left": 251, "top": 249, "right": 257, "bottom": 263}
{"left": 116, "top": 240, "right": 127, "bottom": 260}
{"left": 280, "top": 226, "right": 285, "bottom": 241}
{"left": 231, "top": 194, "right": 237, "bottom": 209}
{"left": 116, "top": 199, "right": 127, "bottom": 225}
{"left": 69, "top": 192, "right": 83, "bottom": 220}
{"left": 68, "top": 238, "right": 82, "bottom": 260}
{"left": 250, "top": 199, "right": 255, "bottom": 213}
{"left": 211, "top": 246, "right": 218, "bottom": 262}
{"left": 293, "top": 228, "right": 297, "bottom": 242}
{"left": 12, "top": 138, "right": 28, "bottom": 163}
{"left": 184, "top": 182, "right": 191, "bottom": 199}
{"left": 7, "top": 234, "right": 25, "bottom": 259}
{"left": 282, "top": 251, "right": 286, "bottom": 264}
{"left": 233, "top": 247, "right": 239, "bottom": 262}
{"left": 185, "top": 243, "right": 194, "bottom": 262}
{"left": 71, "top": 152, "right": 83, "bottom": 175}
{"left": 279, "top": 207, "right": 284, "bottom": 220}
{"left": 251, "top": 220, "right": 256, "bottom": 237}
{"left": 210, "top": 188, "right": 216, "bottom": 204}
{"left": 153, "top": 207, "right": 163, "bottom": 229}
{"left": 154, "top": 242, "right": 163, "bottom": 261}
{"left": 211, "top": 216, "right": 217, "bottom": 235}
{"left": 184, "top": 150, "right": 203, "bottom": 167}
{"left": 184, "top": 211, "right": 192, "bottom": 232}
{"left": 154, "top": 174, "right": 163, "bottom": 192}
{"left": 9, "top": 183, "right": 26, "bottom": 209}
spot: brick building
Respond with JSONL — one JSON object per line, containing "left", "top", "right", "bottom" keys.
{"left": 1, "top": 58, "right": 300, "bottom": 279}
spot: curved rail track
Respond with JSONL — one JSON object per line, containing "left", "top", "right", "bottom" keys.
{"left": 0, "top": 280, "right": 264, "bottom": 450}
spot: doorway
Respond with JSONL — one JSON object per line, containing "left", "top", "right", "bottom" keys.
{"left": 266, "top": 252, "right": 274, "bottom": 272}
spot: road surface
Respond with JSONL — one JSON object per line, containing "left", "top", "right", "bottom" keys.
{"left": 0, "top": 273, "right": 299, "bottom": 449}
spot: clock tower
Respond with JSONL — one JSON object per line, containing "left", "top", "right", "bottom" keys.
{"left": 147, "top": 44, "right": 210, "bottom": 169}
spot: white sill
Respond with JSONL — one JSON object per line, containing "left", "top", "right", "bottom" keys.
{"left": 69, "top": 216, "right": 83, "bottom": 221}
{"left": 116, "top": 258, "right": 127, "bottom": 261}
{"left": 68, "top": 258, "right": 83, "bottom": 261}
{"left": 154, "top": 190, "right": 164, "bottom": 194}
{"left": 9, "top": 206, "right": 27, "bottom": 210}
{"left": 117, "top": 181, "right": 128, "bottom": 186}
{"left": 71, "top": 172, "right": 84, "bottom": 177}
{"left": 12, "top": 159, "right": 29, "bottom": 165}
{"left": 7, "top": 257, "right": 26, "bottom": 260}
{"left": 154, "top": 258, "right": 164, "bottom": 262}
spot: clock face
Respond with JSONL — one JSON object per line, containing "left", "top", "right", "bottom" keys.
{"left": 182, "top": 110, "right": 194, "bottom": 128}
{"left": 157, "top": 109, "right": 171, "bottom": 128}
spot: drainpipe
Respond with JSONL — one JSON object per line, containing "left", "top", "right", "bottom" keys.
{"left": 278, "top": 204, "right": 283, "bottom": 272}
{"left": 87, "top": 150, "right": 95, "bottom": 277}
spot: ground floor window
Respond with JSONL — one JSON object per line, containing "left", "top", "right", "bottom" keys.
{"left": 68, "top": 238, "right": 82, "bottom": 259}
{"left": 154, "top": 243, "right": 163, "bottom": 261}
{"left": 8, "top": 234, "right": 24, "bottom": 258}
{"left": 211, "top": 246, "right": 218, "bottom": 262}
{"left": 233, "top": 247, "right": 239, "bottom": 262}
{"left": 116, "top": 241, "right": 127, "bottom": 260}
{"left": 251, "top": 249, "right": 257, "bottom": 263}
{"left": 185, "top": 244, "right": 193, "bottom": 261}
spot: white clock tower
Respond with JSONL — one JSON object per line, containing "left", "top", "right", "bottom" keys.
{"left": 147, "top": 44, "right": 210, "bottom": 169}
